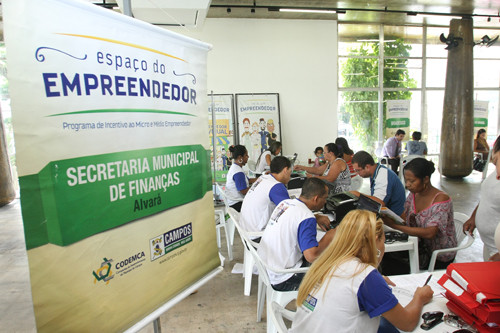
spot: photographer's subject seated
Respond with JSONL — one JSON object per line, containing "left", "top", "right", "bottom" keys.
{"left": 383, "top": 158, "right": 457, "bottom": 272}
{"left": 291, "top": 210, "right": 433, "bottom": 333}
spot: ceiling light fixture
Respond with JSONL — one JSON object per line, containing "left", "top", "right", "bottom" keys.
{"left": 278, "top": 8, "right": 337, "bottom": 14}
{"left": 212, "top": 4, "right": 500, "bottom": 21}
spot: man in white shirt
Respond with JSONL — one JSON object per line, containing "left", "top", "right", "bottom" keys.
{"left": 257, "top": 178, "right": 336, "bottom": 291}
{"left": 240, "top": 156, "right": 292, "bottom": 239}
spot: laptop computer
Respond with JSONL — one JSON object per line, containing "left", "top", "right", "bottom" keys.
{"left": 357, "top": 193, "right": 382, "bottom": 215}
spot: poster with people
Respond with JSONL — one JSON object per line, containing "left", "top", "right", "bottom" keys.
{"left": 235, "top": 93, "right": 281, "bottom": 163}
{"left": 385, "top": 100, "right": 410, "bottom": 138}
{"left": 4, "top": 0, "right": 219, "bottom": 331}
{"left": 208, "top": 94, "right": 235, "bottom": 182}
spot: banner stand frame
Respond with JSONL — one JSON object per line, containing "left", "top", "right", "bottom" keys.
{"left": 124, "top": 266, "right": 223, "bottom": 333}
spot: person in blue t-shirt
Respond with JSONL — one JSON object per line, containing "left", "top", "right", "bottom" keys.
{"left": 240, "top": 156, "right": 292, "bottom": 238}
{"left": 351, "top": 150, "right": 405, "bottom": 216}
{"left": 225, "top": 145, "right": 257, "bottom": 212}
{"left": 291, "top": 210, "right": 433, "bottom": 333}
{"left": 257, "top": 178, "right": 336, "bottom": 292}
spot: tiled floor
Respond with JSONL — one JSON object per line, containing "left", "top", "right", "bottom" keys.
{"left": 0, "top": 169, "right": 491, "bottom": 332}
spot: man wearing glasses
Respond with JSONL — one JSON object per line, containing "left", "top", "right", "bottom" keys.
{"left": 351, "top": 150, "right": 405, "bottom": 216}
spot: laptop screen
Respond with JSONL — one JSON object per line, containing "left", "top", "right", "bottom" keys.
{"left": 357, "top": 194, "right": 382, "bottom": 214}
{"left": 289, "top": 153, "right": 298, "bottom": 170}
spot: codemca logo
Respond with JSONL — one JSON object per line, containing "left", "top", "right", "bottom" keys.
{"left": 150, "top": 222, "right": 192, "bottom": 261}
{"left": 92, "top": 251, "right": 146, "bottom": 284}
{"left": 92, "top": 257, "right": 114, "bottom": 285}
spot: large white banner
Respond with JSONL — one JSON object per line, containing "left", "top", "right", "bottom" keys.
{"left": 4, "top": 0, "right": 219, "bottom": 331}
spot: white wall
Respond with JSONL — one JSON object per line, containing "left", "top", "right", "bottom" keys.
{"left": 170, "top": 18, "right": 338, "bottom": 163}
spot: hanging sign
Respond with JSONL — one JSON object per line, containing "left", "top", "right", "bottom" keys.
{"left": 385, "top": 100, "right": 410, "bottom": 138}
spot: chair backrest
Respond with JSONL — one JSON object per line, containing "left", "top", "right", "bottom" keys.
{"left": 244, "top": 234, "right": 273, "bottom": 287}
{"left": 270, "top": 302, "right": 294, "bottom": 333}
{"left": 453, "top": 212, "right": 470, "bottom": 245}
{"left": 481, "top": 148, "right": 494, "bottom": 181}
{"left": 230, "top": 208, "right": 272, "bottom": 286}
{"left": 247, "top": 160, "right": 257, "bottom": 172}
{"left": 427, "top": 211, "right": 474, "bottom": 272}
{"left": 216, "top": 183, "right": 231, "bottom": 210}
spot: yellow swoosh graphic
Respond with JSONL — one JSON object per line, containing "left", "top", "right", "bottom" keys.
{"left": 56, "top": 33, "right": 187, "bottom": 63}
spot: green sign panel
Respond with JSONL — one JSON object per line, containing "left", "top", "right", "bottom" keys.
{"left": 386, "top": 117, "right": 410, "bottom": 128}
{"left": 20, "top": 145, "right": 212, "bottom": 249}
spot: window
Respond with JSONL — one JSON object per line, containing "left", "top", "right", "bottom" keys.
{"left": 338, "top": 23, "right": 500, "bottom": 156}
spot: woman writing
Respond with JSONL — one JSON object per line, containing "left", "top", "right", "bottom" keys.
{"left": 255, "top": 141, "right": 282, "bottom": 175}
{"left": 474, "top": 128, "right": 490, "bottom": 160}
{"left": 225, "top": 145, "right": 256, "bottom": 212}
{"left": 295, "top": 143, "right": 351, "bottom": 194}
{"left": 384, "top": 158, "right": 457, "bottom": 270}
{"left": 291, "top": 210, "right": 433, "bottom": 333}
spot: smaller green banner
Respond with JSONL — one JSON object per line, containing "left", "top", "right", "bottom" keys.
{"left": 20, "top": 145, "right": 212, "bottom": 249}
{"left": 386, "top": 118, "right": 410, "bottom": 128}
{"left": 474, "top": 118, "right": 488, "bottom": 127}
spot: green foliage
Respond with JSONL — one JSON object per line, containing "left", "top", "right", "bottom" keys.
{"left": 341, "top": 38, "right": 416, "bottom": 152}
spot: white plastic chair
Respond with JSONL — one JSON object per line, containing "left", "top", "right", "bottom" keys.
{"left": 270, "top": 301, "right": 296, "bottom": 333}
{"left": 375, "top": 146, "right": 388, "bottom": 165}
{"left": 476, "top": 149, "right": 493, "bottom": 181}
{"left": 246, "top": 159, "right": 258, "bottom": 177}
{"left": 350, "top": 174, "right": 363, "bottom": 191}
{"left": 214, "top": 184, "right": 235, "bottom": 261}
{"left": 427, "top": 212, "right": 475, "bottom": 272}
{"left": 399, "top": 154, "right": 424, "bottom": 184}
{"left": 235, "top": 216, "right": 308, "bottom": 333}
{"left": 227, "top": 208, "right": 263, "bottom": 297}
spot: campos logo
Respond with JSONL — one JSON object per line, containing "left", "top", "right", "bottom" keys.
{"left": 150, "top": 223, "right": 192, "bottom": 261}
{"left": 92, "top": 257, "right": 114, "bottom": 285}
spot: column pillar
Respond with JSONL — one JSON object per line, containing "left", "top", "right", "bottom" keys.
{"left": 0, "top": 107, "right": 15, "bottom": 206}
{"left": 440, "top": 18, "right": 474, "bottom": 178}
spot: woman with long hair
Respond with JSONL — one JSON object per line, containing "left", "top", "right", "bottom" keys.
{"left": 255, "top": 141, "right": 282, "bottom": 174}
{"left": 335, "top": 137, "right": 354, "bottom": 174}
{"left": 474, "top": 128, "right": 490, "bottom": 160}
{"left": 295, "top": 143, "right": 351, "bottom": 194}
{"left": 291, "top": 210, "right": 433, "bottom": 333}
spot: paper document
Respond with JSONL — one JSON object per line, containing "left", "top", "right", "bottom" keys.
{"left": 381, "top": 207, "right": 405, "bottom": 225}
{"left": 389, "top": 272, "right": 446, "bottom": 306}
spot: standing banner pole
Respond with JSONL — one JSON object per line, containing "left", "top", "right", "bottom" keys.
{"left": 210, "top": 91, "right": 217, "bottom": 187}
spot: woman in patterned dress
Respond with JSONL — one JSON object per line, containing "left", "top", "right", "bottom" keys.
{"left": 383, "top": 158, "right": 457, "bottom": 270}
{"left": 295, "top": 143, "right": 351, "bottom": 194}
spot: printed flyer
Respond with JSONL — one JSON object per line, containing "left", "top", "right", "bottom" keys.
{"left": 4, "top": 0, "right": 219, "bottom": 331}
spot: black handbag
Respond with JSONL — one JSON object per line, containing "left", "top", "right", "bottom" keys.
{"left": 473, "top": 156, "right": 486, "bottom": 172}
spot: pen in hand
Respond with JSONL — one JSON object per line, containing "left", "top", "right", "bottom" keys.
{"left": 423, "top": 274, "right": 432, "bottom": 286}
